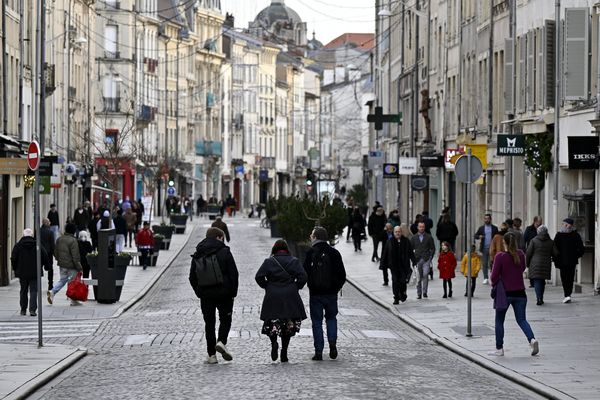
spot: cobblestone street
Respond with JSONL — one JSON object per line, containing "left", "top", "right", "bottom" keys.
{"left": 28, "top": 220, "right": 541, "bottom": 399}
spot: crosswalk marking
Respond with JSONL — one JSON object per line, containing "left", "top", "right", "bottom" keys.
{"left": 0, "top": 320, "right": 101, "bottom": 341}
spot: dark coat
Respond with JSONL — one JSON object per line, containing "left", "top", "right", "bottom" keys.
{"left": 523, "top": 224, "right": 537, "bottom": 248}
{"left": 11, "top": 237, "right": 49, "bottom": 280}
{"left": 474, "top": 224, "right": 499, "bottom": 252}
{"left": 47, "top": 209, "right": 59, "bottom": 226}
{"left": 73, "top": 208, "right": 90, "bottom": 230}
{"left": 303, "top": 242, "right": 346, "bottom": 295}
{"left": 189, "top": 238, "right": 239, "bottom": 300}
{"left": 410, "top": 233, "right": 436, "bottom": 262}
{"left": 255, "top": 253, "right": 307, "bottom": 321}
{"left": 114, "top": 215, "right": 127, "bottom": 235}
{"left": 40, "top": 225, "right": 55, "bottom": 269}
{"left": 78, "top": 240, "right": 93, "bottom": 272}
{"left": 88, "top": 217, "right": 100, "bottom": 244}
{"left": 380, "top": 237, "right": 413, "bottom": 282}
{"left": 526, "top": 232, "right": 556, "bottom": 280}
{"left": 553, "top": 230, "right": 585, "bottom": 268}
{"left": 211, "top": 219, "right": 230, "bottom": 242}
{"left": 367, "top": 213, "right": 387, "bottom": 240}
{"left": 351, "top": 214, "right": 366, "bottom": 239}
{"left": 436, "top": 221, "right": 459, "bottom": 243}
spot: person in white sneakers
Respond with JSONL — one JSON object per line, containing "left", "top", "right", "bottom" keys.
{"left": 48, "top": 223, "right": 83, "bottom": 306}
{"left": 489, "top": 233, "right": 539, "bottom": 357}
{"left": 552, "top": 218, "right": 585, "bottom": 304}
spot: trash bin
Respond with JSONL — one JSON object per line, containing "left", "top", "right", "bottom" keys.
{"left": 88, "top": 229, "right": 128, "bottom": 304}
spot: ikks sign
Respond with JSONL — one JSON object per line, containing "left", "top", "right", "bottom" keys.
{"left": 497, "top": 134, "right": 525, "bottom": 156}
{"left": 568, "top": 136, "right": 599, "bottom": 170}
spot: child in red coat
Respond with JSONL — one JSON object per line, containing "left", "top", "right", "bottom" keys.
{"left": 437, "top": 241, "right": 457, "bottom": 298}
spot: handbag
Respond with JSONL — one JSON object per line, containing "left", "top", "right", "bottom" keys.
{"left": 66, "top": 272, "right": 89, "bottom": 302}
{"left": 490, "top": 279, "right": 508, "bottom": 310}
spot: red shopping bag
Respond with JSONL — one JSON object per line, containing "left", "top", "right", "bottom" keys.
{"left": 66, "top": 272, "right": 88, "bottom": 302}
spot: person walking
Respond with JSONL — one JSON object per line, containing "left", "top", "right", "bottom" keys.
{"left": 136, "top": 222, "right": 155, "bottom": 270}
{"left": 523, "top": 216, "right": 542, "bottom": 248}
{"left": 436, "top": 213, "right": 459, "bottom": 251}
{"left": 47, "top": 203, "right": 60, "bottom": 241}
{"left": 380, "top": 225, "right": 414, "bottom": 304}
{"left": 189, "top": 227, "right": 239, "bottom": 364}
{"left": 489, "top": 233, "right": 539, "bottom": 357}
{"left": 367, "top": 206, "right": 387, "bottom": 262}
{"left": 421, "top": 211, "right": 433, "bottom": 234}
{"left": 196, "top": 195, "right": 206, "bottom": 217}
{"left": 77, "top": 231, "right": 93, "bottom": 279}
{"left": 11, "top": 229, "right": 50, "bottom": 316}
{"left": 256, "top": 240, "right": 307, "bottom": 362}
{"left": 379, "top": 223, "right": 394, "bottom": 286}
{"left": 474, "top": 214, "right": 499, "bottom": 284}
{"left": 48, "top": 223, "right": 83, "bottom": 306}
{"left": 211, "top": 216, "right": 231, "bottom": 242}
{"left": 72, "top": 204, "right": 90, "bottom": 235}
{"left": 387, "top": 209, "right": 401, "bottom": 228}
{"left": 437, "top": 241, "right": 457, "bottom": 298}
{"left": 97, "top": 210, "right": 115, "bottom": 231}
{"left": 88, "top": 211, "right": 100, "bottom": 251}
{"left": 40, "top": 218, "right": 55, "bottom": 291}
{"left": 124, "top": 208, "right": 137, "bottom": 248}
{"left": 506, "top": 219, "right": 525, "bottom": 251}
{"left": 460, "top": 245, "right": 481, "bottom": 297}
{"left": 489, "top": 223, "right": 509, "bottom": 266}
{"left": 351, "top": 208, "right": 366, "bottom": 252}
{"left": 113, "top": 209, "right": 127, "bottom": 253}
{"left": 303, "top": 227, "right": 346, "bottom": 361}
{"left": 410, "top": 222, "right": 436, "bottom": 299}
{"left": 553, "top": 218, "right": 585, "bottom": 304}
{"left": 526, "top": 225, "right": 555, "bottom": 305}
{"left": 346, "top": 203, "right": 354, "bottom": 242}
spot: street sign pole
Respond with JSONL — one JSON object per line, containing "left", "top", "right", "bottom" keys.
{"left": 466, "top": 149, "right": 473, "bottom": 337}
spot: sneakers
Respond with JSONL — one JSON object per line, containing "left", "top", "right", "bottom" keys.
{"left": 530, "top": 339, "right": 539, "bottom": 356}
{"left": 483, "top": 279, "right": 489, "bottom": 285}
{"left": 329, "top": 342, "right": 338, "bottom": 360}
{"left": 70, "top": 299, "right": 82, "bottom": 306}
{"left": 204, "top": 355, "right": 218, "bottom": 364}
{"left": 311, "top": 353, "right": 323, "bottom": 361}
{"left": 47, "top": 291, "right": 54, "bottom": 305}
{"left": 215, "top": 341, "right": 233, "bottom": 361}
{"left": 562, "top": 296, "right": 571, "bottom": 304}
{"left": 487, "top": 349, "right": 504, "bottom": 356}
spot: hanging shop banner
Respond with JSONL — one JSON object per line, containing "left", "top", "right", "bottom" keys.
{"left": 497, "top": 134, "right": 525, "bottom": 156}
{"left": 444, "top": 147, "right": 465, "bottom": 170}
{"left": 568, "top": 136, "right": 600, "bottom": 169}
{"left": 465, "top": 144, "right": 488, "bottom": 169}
{"left": 420, "top": 153, "right": 444, "bottom": 168}
{"left": 50, "top": 163, "right": 62, "bottom": 188}
{"left": 398, "top": 157, "right": 418, "bottom": 175}
{"left": 411, "top": 175, "right": 429, "bottom": 191}
{"left": 382, "top": 163, "right": 399, "bottom": 178}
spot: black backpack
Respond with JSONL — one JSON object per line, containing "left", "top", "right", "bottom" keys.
{"left": 192, "top": 252, "right": 223, "bottom": 287}
{"left": 309, "top": 251, "right": 334, "bottom": 292}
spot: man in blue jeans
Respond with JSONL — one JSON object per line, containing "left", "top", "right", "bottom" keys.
{"left": 303, "top": 227, "right": 346, "bottom": 361}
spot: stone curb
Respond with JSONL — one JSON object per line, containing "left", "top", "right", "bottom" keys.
{"left": 345, "top": 276, "right": 575, "bottom": 400}
{"left": 4, "top": 346, "right": 88, "bottom": 400}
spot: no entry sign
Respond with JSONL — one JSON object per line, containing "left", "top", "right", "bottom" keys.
{"left": 27, "top": 141, "right": 41, "bottom": 171}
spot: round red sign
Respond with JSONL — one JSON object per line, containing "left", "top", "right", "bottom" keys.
{"left": 27, "top": 140, "right": 41, "bottom": 171}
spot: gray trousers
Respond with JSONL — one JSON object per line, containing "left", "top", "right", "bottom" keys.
{"left": 416, "top": 259, "right": 432, "bottom": 296}
{"left": 481, "top": 246, "right": 490, "bottom": 279}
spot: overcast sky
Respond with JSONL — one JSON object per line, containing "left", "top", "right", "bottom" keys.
{"left": 220, "top": 0, "right": 375, "bottom": 45}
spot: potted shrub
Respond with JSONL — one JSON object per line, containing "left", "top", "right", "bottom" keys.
{"left": 151, "top": 234, "right": 163, "bottom": 266}
{"left": 169, "top": 213, "right": 189, "bottom": 233}
{"left": 86, "top": 251, "right": 131, "bottom": 304}
{"left": 152, "top": 223, "right": 175, "bottom": 249}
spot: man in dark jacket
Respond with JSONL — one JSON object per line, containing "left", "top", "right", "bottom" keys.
{"left": 367, "top": 206, "right": 387, "bottom": 262}
{"left": 553, "top": 218, "right": 585, "bottom": 303}
{"left": 40, "top": 218, "right": 55, "bottom": 291}
{"left": 113, "top": 209, "right": 127, "bottom": 252}
{"left": 189, "top": 227, "right": 239, "bottom": 364}
{"left": 11, "top": 229, "right": 50, "bottom": 316}
{"left": 303, "top": 226, "right": 346, "bottom": 361}
{"left": 47, "top": 203, "right": 60, "bottom": 241}
{"left": 73, "top": 204, "right": 90, "bottom": 234}
{"left": 211, "top": 216, "right": 231, "bottom": 242}
{"left": 523, "top": 216, "right": 542, "bottom": 248}
{"left": 380, "top": 226, "right": 414, "bottom": 304}
{"left": 410, "top": 222, "right": 436, "bottom": 299}
{"left": 474, "top": 213, "right": 499, "bottom": 284}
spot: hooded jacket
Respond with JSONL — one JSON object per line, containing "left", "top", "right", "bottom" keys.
{"left": 526, "top": 232, "right": 556, "bottom": 280}
{"left": 189, "top": 237, "right": 239, "bottom": 299}
{"left": 11, "top": 236, "right": 50, "bottom": 280}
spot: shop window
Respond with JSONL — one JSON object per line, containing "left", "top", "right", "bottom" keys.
{"left": 564, "top": 190, "right": 594, "bottom": 244}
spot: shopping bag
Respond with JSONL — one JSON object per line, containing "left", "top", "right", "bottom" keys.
{"left": 66, "top": 272, "right": 88, "bottom": 302}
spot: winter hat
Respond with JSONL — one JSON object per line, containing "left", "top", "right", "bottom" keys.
{"left": 537, "top": 225, "right": 548, "bottom": 235}
{"left": 23, "top": 228, "right": 34, "bottom": 237}
{"left": 103, "top": 210, "right": 110, "bottom": 218}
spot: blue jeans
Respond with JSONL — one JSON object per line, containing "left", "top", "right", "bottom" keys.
{"left": 309, "top": 295, "right": 338, "bottom": 354}
{"left": 532, "top": 279, "right": 546, "bottom": 301}
{"left": 51, "top": 267, "right": 78, "bottom": 296}
{"left": 494, "top": 296, "right": 535, "bottom": 350}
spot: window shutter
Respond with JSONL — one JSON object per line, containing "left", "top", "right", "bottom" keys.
{"left": 564, "top": 8, "right": 590, "bottom": 100}
{"left": 527, "top": 30, "right": 535, "bottom": 110}
{"left": 504, "top": 38, "right": 514, "bottom": 114}
{"left": 518, "top": 35, "right": 527, "bottom": 113}
{"left": 536, "top": 27, "right": 544, "bottom": 109}
{"left": 545, "top": 20, "right": 556, "bottom": 108}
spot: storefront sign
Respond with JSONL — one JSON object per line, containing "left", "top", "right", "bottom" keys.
{"left": 51, "top": 163, "right": 62, "bottom": 188}
{"left": 411, "top": 175, "right": 429, "bottom": 191}
{"left": 466, "top": 144, "right": 488, "bottom": 169}
{"left": 368, "top": 150, "right": 384, "bottom": 169}
{"left": 420, "top": 153, "right": 444, "bottom": 168}
{"left": 398, "top": 157, "right": 418, "bottom": 175}
{"left": 444, "top": 147, "right": 465, "bottom": 170}
{"left": 497, "top": 134, "right": 525, "bottom": 156}
{"left": 0, "top": 158, "right": 28, "bottom": 174}
{"left": 382, "top": 163, "right": 398, "bottom": 178}
{"left": 568, "top": 136, "right": 599, "bottom": 169}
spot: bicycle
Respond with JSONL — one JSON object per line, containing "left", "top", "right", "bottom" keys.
{"left": 260, "top": 217, "right": 270, "bottom": 229}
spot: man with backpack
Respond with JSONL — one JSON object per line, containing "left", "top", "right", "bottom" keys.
{"left": 189, "top": 227, "right": 239, "bottom": 364}
{"left": 303, "top": 226, "right": 346, "bottom": 361}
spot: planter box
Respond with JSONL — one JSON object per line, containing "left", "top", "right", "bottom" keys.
{"left": 152, "top": 225, "right": 174, "bottom": 249}
{"left": 169, "top": 215, "right": 188, "bottom": 234}
{"left": 87, "top": 255, "right": 130, "bottom": 304}
{"left": 270, "top": 219, "right": 281, "bottom": 238}
{"left": 287, "top": 241, "right": 311, "bottom": 266}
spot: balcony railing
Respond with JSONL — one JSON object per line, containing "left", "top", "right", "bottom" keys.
{"left": 137, "top": 104, "right": 154, "bottom": 122}
{"left": 104, "top": 50, "right": 120, "bottom": 59}
{"left": 102, "top": 97, "right": 120, "bottom": 112}
{"left": 104, "top": 1, "right": 120, "bottom": 10}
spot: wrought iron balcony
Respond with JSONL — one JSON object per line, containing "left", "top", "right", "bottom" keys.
{"left": 102, "top": 97, "right": 121, "bottom": 112}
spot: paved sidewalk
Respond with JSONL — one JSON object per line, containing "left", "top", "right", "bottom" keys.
{"left": 339, "top": 235, "right": 600, "bottom": 400}
{"left": 0, "top": 218, "right": 203, "bottom": 399}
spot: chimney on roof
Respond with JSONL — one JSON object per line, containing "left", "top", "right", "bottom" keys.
{"left": 224, "top": 13, "right": 235, "bottom": 28}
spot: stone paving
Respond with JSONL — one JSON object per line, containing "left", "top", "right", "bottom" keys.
{"left": 27, "top": 219, "right": 541, "bottom": 400}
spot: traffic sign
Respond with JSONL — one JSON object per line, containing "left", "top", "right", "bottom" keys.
{"left": 455, "top": 155, "right": 483, "bottom": 183}
{"left": 27, "top": 141, "right": 41, "bottom": 171}
{"left": 167, "top": 187, "right": 176, "bottom": 197}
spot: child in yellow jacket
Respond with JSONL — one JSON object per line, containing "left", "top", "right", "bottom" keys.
{"left": 460, "top": 245, "right": 481, "bottom": 296}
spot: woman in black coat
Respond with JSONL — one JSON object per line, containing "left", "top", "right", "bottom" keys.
{"left": 436, "top": 213, "right": 459, "bottom": 251}
{"left": 351, "top": 208, "right": 366, "bottom": 252}
{"left": 255, "top": 240, "right": 307, "bottom": 362}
